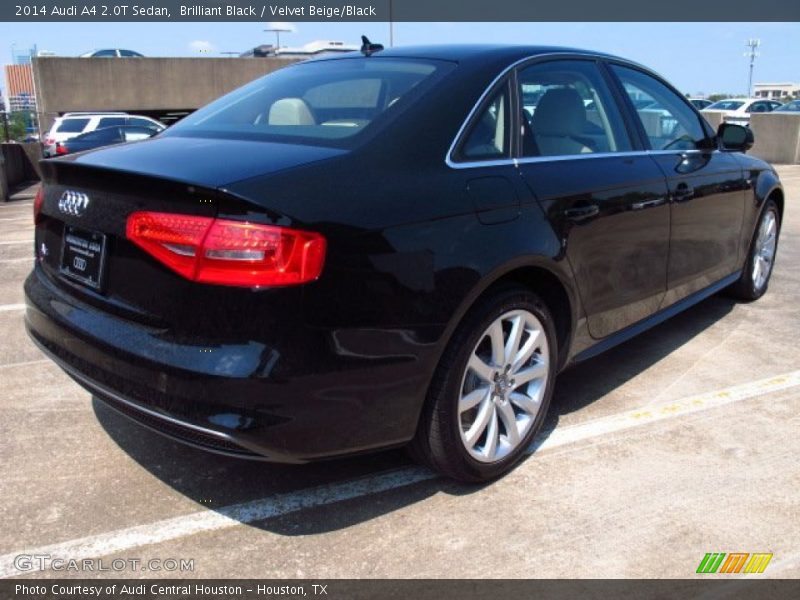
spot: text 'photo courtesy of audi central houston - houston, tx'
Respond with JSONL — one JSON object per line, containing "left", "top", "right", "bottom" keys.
{"left": 26, "top": 43, "right": 783, "bottom": 482}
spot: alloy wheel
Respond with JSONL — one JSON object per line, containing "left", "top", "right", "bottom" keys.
{"left": 752, "top": 209, "right": 778, "bottom": 291}
{"left": 458, "top": 309, "right": 549, "bottom": 463}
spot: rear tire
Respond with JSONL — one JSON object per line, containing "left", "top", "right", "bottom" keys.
{"left": 729, "top": 199, "right": 780, "bottom": 301}
{"left": 409, "top": 286, "right": 557, "bottom": 482}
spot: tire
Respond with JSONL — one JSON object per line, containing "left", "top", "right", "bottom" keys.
{"left": 409, "top": 286, "right": 558, "bottom": 482}
{"left": 729, "top": 199, "right": 781, "bottom": 301}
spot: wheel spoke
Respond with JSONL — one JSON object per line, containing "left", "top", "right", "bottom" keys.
{"left": 468, "top": 353, "right": 495, "bottom": 384}
{"left": 482, "top": 407, "right": 499, "bottom": 459}
{"left": 488, "top": 320, "right": 505, "bottom": 367}
{"left": 465, "top": 396, "right": 493, "bottom": 447}
{"left": 513, "top": 360, "right": 547, "bottom": 387}
{"left": 509, "top": 391, "right": 540, "bottom": 416}
{"left": 459, "top": 386, "right": 490, "bottom": 413}
{"left": 497, "top": 401, "right": 519, "bottom": 446}
{"left": 512, "top": 328, "right": 540, "bottom": 371}
{"left": 504, "top": 315, "right": 524, "bottom": 365}
{"left": 753, "top": 258, "right": 763, "bottom": 286}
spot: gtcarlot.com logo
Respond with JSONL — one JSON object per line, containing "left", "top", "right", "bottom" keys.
{"left": 696, "top": 552, "right": 773, "bottom": 574}
{"left": 13, "top": 554, "right": 194, "bottom": 573}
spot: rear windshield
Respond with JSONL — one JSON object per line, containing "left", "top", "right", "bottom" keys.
{"left": 706, "top": 100, "right": 745, "bottom": 111}
{"left": 55, "top": 118, "right": 90, "bottom": 133}
{"left": 164, "top": 57, "right": 454, "bottom": 147}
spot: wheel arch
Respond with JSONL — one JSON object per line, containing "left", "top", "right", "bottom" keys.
{"left": 440, "top": 257, "right": 580, "bottom": 372}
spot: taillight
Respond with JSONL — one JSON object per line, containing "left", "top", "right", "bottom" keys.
{"left": 33, "top": 187, "right": 44, "bottom": 224}
{"left": 126, "top": 211, "right": 326, "bottom": 287}
{"left": 55, "top": 143, "right": 68, "bottom": 155}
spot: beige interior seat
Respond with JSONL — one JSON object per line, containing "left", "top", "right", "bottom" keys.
{"left": 268, "top": 98, "right": 316, "bottom": 126}
{"left": 531, "top": 88, "right": 593, "bottom": 156}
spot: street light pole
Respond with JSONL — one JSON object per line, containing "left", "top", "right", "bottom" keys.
{"left": 265, "top": 27, "right": 292, "bottom": 52}
{"left": 745, "top": 38, "right": 761, "bottom": 98}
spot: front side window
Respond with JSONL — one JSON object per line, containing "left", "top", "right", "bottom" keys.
{"left": 129, "top": 117, "right": 162, "bottom": 130}
{"left": 457, "top": 86, "right": 510, "bottom": 160}
{"left": 165, "top": 58, "right": 453, "bottom": 147}
{"left": 706, "top": 100, "right": 745, "bottom": 111}
{"left": 518, "top": 60, "right": 631, "bottom": 157}
{"left": 611, "top": 65, "right": 707, "bottom": 151}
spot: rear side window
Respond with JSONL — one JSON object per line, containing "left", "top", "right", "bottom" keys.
{"left": 55, "top": 118, "right": 90, "bottom": 133}
{"left": 611, "top": 65, "right": 707, "bottom": 151}
{"left": 98, "top": 117, "right": 127, "bottom": 128}
{"left": 458, "top": 85, "right": 511, "bottom": 160}
{"left": 518, "top": 60, "right": 632, "bottom": 157}
{"left": 166, "top": 58, "right": 454, "bottom": 146}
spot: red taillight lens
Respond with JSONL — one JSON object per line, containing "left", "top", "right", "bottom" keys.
{"left": 33, "top": 187, "right": 44, "bottom": 224}
{"left": 126, "top": 211, "right": 326, "bottom": 287}
{"left": 55, "top": 143, "right": 68, "bottom": 155}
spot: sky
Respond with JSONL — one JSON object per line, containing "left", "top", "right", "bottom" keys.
{"left": 1, "top": 21, "right": 798, "bottom": 96}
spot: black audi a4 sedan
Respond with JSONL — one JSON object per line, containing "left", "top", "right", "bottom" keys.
{"left": 26, "top": 45, "right": 783, "bottom": 482}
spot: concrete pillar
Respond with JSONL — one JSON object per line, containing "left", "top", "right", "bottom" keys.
{"left": 749, "top": 113, "right": 800, "bottom": 164}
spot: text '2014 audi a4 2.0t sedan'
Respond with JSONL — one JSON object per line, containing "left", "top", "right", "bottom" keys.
{"left": 26, "top": 45, "right": 784, "bottom": 482}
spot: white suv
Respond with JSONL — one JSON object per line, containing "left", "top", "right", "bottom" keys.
{"left": 43, "top": 112, "right": 165, "bottom": 157}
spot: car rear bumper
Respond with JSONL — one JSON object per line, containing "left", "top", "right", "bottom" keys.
{"left": 24, "top": 266, "right": 435, "bottom": 462}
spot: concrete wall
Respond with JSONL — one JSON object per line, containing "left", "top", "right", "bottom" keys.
{"left": 0, "top": 143, "right": 41, "bottom": 201}
{"left": 33, "top": 56, "right": 301, "bottom": 132}
{"left": 700, "top": 110, "right": 726, "bottom": 131}
{"left": 750, "top": 113, "right": 800, "bottom": 165}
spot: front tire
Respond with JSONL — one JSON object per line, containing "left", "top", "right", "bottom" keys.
{"left": 409, "top": 286, "right": 557, "bottom": 482}
{"left": 729, "top": 199, "right": 780, "bottom": 301}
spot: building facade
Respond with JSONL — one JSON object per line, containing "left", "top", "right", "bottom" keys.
{"left": 753, "top": 83, "right": 800, "bottom": 100}
{"left": 4, "top": 64, "right": 37, "bottom": 112}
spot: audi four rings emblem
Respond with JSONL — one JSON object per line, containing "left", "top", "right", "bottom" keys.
{"left": 58, "top": 191, "right": 90, "bottom": 217}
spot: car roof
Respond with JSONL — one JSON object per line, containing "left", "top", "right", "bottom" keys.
{"left": 313, "top": 44, "right": 624, "bottom": 65}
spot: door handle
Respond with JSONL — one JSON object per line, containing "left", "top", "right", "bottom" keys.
{"left": 631, "top": 197, "right": 667, "bottom": 211}
{"left": 672, "top": 184, "right": 694, "bottom": 202}
{"left": 564, "top": 204, "right": 599, "bottom": 221}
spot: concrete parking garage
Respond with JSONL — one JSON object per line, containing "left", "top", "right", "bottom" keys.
{"left": 0, "top": 167, "right": 799, "bottom": 578}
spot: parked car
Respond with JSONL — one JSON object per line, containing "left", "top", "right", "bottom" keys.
{"left": 773, "top": 99, "right": 800, "bottom": 113}
{"left": 26, "top": 45, "right": 784, "bottom": 482}
{"left": 54, "top": 125, "right": 160, "bottom": 155}
{"left": 79, "top": 49, "right": 144, "bottom": 57}
{"left": 43, "top": 113, "right": 165, "bottom": 157}
{"left": 689, "top": 98, "right": 713, "bottom": 110}
{"left": 702, "top": 98, "right": 783, "bottom": 125}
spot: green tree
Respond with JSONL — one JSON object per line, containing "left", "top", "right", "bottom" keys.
{"left": 8, "top": 111, "right": 32, "bottom": 141}
{"left": 708, "top": 93, "right": 733, "bottom": 102}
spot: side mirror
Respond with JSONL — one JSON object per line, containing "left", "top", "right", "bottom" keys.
{"left": 718, "top": 122, "right": 754, "bottom": 152}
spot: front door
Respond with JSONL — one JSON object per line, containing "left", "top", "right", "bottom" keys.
{"left": 609, "top": 65, "right": 746, "bottom": 305}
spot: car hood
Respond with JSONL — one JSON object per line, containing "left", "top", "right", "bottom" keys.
{"left": 64, "top": 134, "right": 347, "bottom": 188}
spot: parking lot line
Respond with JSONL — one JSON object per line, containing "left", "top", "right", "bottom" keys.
{"left": 1, "top": 368, "right": 798, "bottom": 579}
{"left": 0, "top": 240, "right": 33, "bottom": 246}
{"left": 0, "top": 359, "right": 47, "bottom": 370}
{"left": 0, "top": 257, "right": 33, "bottom": 264}
{"left": 0, "top": 304, "right": 26, "bottom": 312}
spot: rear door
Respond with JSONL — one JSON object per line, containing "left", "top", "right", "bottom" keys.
{"left": 514, "top": 58, "right": 671, "bottom": 339}
{"left": 608, "top": 64, "right": 746, "bottom": 305}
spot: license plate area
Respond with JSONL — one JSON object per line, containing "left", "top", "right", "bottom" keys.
{"left": 60, "top": 226, "right": 108, "bottom": 290}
